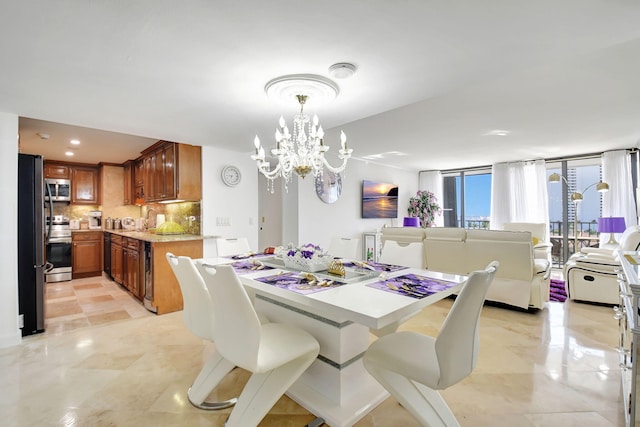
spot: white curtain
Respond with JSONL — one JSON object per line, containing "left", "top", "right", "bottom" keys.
{"left": 601, "top": 150, "right": 637, "bottom": 244}
{"left": 419, "top": 170, "right": 444, "bottom": 227}
{"left": 490, "top": 160, "right": 549, "bottom": 230}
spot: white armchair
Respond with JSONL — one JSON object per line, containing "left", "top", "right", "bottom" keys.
{"left": 564, "top": 225, "right": 640, "bottom": 304}
{"left": 502, "top": 222, "right": 552, "bottom": 262}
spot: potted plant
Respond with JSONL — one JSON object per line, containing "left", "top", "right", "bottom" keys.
{"left": 407, "top": 190, "right": 441, "bottom": 228}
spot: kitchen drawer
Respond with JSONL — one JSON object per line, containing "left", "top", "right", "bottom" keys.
{"left": 72, "top": 231, "right": 102, "bottom": 242}
{"left": 111, "top": 234, "right": 124, "bottom": 245}
{"left": 125, "top": 237, "right": 141, "bottom": 250}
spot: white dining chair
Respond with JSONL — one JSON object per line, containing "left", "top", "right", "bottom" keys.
{"left": 196, "top": 262, "right": 322, "bottom": 427}
{"left": 378, "top": 240, "right": 424, "bottom": 268}
{"left": 363, "top": 261, "right": 499, "bottom": 427}
{"left": 165, "top": 253, "right": 237, "bottom": 410}
{"left": 328, "top": 237, "right": 360, "bottom": 259}
{"left": 215, "top": 237, "right": 251, "bottom": 257}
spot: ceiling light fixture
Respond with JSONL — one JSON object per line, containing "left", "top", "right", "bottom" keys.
{"left": 37, "top": 133, "right": 50, "bottom": 140}
{"left": 70, "top": 139, "right": 80, "bottom": 145}
{"left": 264, "top": 74, "right": 339, "bottom": 106}
{"left": 328, "top": 63, "right": 357, "bottom": 79}
{"left": 484, "top": 129, "right": 511, "bottom": 136}
{"left": 65, "top": 151, "right": 74, "bottom": 157}
{"left": 252, "top": 92, "right": 352, "bottom": 192}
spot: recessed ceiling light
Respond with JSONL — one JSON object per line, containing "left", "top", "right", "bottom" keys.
{"left": 65, "top": 151, "right": 74, "bottom": 157}
{"left": 70, "top": 139, "right": 80, "bottom": 145}
{"left": 484, "top": 129, "right": 511, "bottom": 136}
{"left": 328, "top": 63, "right": 357, "bottom": 79}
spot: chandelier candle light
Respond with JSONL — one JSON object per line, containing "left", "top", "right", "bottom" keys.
{"left": 251, "top": 94, "right": 352, "bottom": 188}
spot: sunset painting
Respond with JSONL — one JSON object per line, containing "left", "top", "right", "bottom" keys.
{"left": 362, "top": 180, "right": 398, "bottom": 218}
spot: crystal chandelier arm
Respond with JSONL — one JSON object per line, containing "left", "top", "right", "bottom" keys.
{"left": 321, "top": 155, "right": 351, "bottom": 174}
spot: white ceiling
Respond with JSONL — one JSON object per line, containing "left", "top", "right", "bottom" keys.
{"left": 4, "top": 1, "right": 640, "bottom": 170}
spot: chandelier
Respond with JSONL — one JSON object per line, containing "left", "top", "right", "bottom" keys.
{"left": 251, "top": 93, "right": 353, "bottom": 187}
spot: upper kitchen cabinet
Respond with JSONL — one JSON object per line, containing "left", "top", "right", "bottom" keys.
{"left": 44, "top": 162, "right": 70, "bottom": 179}
{"left": 123, "top": 160, "right": 134, "bottom": 205}
{"left": 141, "top": 141, "right": 201, "bottom": 203}
{"left": 71, "top": 165, "right": 100, "bottom": 204}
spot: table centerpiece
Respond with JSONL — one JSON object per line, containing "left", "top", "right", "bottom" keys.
{"left": 284, "top": 243, "right": 332, "bottom": 272}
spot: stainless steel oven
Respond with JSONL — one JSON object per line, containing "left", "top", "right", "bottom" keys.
{"left": 46, "top": 216, "right": 72, "bottom": 282}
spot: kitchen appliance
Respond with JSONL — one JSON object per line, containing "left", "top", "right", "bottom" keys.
{"left": 105, "top": 217, "right": 113, "bottom": 229}
{"left": 122, "top": 217, "right": 135, "bottom": 230}
{"left": 44, "top": 178, "right": 71, "bottom": 202}
{"left": 17, "top": 154, "right": 49, "bottom": 336}
{"left": 88, "top": 210, "right": 102, "bottom": 229}
{"left": 46, "top": 216, "right": 72, "bottom": 283}
{"left": 103, "top": 232, "right": 111, "bottom": 278}
{"left": 143, "top": 241, "right": 156, "bottom": 313}
{"left": 113, "top": 218, "right": 122, "bottom": 229}
{"left": 69, "top": 219, "right": 80, "bottom": 230}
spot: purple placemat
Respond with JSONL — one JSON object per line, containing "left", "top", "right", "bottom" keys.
{"left": 231, "top": 260, "right": 274, "bottom": 275}
{"left": 367, "top": 274, "right": 459, "bottom": 299}
{"left": 342, "top": 260, "right": 408, "bottom": 272}
{"left": 230, "top": 252, "right": 272, "bottom": 260}
{"left": 255, "top": 271, "right": 346, "bottom": 295}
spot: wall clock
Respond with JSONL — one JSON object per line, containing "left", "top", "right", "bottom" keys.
{"left": 221, "top": 165, "right": 241, "bottom": 187}
{"left": 315, "top": 170, "right": 342, "bottom": 204}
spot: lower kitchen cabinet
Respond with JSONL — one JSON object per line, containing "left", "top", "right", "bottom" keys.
{"left": 72, "top": 231, "right": 103, "bottom": 279}
{"left": 123, "top": 238, "right": 143, "bottom": 301}
{"left": 110, "top": 235, "right": 124, "bottom": 284}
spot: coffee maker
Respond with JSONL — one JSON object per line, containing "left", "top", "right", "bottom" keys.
{"left": 88, "top": 211, "right": 102, "bottom": 229}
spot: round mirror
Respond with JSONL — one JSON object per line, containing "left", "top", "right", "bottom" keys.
{"left": 315, "top": 170, "right": 342, "bottom": 204}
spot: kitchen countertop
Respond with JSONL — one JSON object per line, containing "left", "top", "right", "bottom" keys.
{"left": 101, "top": 229, "right": 218, "bottom": 243}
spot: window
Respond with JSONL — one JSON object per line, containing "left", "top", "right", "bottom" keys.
{"left": 442, "top": 169, "right": 491, "bottom": 229}
{"left": 547, "top": 158, "right": 604, "bottom": 266}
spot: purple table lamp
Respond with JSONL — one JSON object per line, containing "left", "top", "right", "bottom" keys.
{"left": 597, "top": 217, "right": 626, "bottom": 245}
{"left": 403, "top": 217, "right": 420, "bottom": 227}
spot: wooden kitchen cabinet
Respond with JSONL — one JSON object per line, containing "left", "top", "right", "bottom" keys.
{"left": 44, "top": 162, "right": 70, "bottom": 179}
{"left": 110, "top": 234, "right": 124, "bottom": 285}
{"left": 123, "top": 237, "right": 143, "bottom": 300}
{"left": 71, "top": 165, "right": 101, "bottom": 204}
{"left": 72, "top": 231, "right": 103, "bottom": 279}
{"left": 141, "top": 141, "right": 201, "bottom": 203}
{"left": 123, "top": 161, "right": 134, "bottom": 205}
{"left": 134, "top": 158, "right": 145, "bottom": 204}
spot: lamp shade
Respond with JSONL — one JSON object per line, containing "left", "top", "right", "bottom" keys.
{"left": 403, "top": 217, "right": 420, "bottom": 227}
{"left": 598, "top": 217, "right": 626, "bottom": 233}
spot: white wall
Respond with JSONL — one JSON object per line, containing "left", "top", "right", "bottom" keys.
{"left": 201, "top": 146, "right": 260, "bottom": 257}
{"left": 0, "top": 112, "right": 20, "bottom": 348}
{"left": 296, "top": 158, "right": 419, "bottom": 256}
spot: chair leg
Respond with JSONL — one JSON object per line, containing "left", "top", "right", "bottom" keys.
{"left": 225, "top": 351, "right": 317, "bottom": 427}
{"left": 188, "top": 351, "right": 238, "bottom": 410}
{"left": 364, "top": 362, "right": 460, "bottom": 427}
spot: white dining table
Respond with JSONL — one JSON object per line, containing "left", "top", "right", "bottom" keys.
{"left": 198, "top": 256, "right": 466, "bottom": 427}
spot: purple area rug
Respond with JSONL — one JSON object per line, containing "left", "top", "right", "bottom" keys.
{"left": 550, "top": 279, "right": 567, "bottom": 302}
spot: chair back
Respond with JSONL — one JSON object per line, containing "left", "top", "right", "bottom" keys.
{"left": 197, "top": 263, "right": 262, "bottom": 371}
{"left": 328, "top": 237, "right": 360, "bottom": 259}
{"left": 434, "top": 261, "right": 498, "bottom": 389}
{"left": 165, "top": 253, "right": 215, "bottom": 340}
{"left": 216, "top": 237, "right": 251, "bottom": 257}
{"left": 379, "top": 240, "right": 423, "bottom": 268}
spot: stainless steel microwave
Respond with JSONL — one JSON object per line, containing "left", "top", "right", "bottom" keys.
{"left": 45, "top": 178, "right": 71, "bottom": 202}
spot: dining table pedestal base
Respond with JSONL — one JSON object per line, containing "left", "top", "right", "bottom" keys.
{"left": 254, "top": 294, "right": 389, "bottom": 427}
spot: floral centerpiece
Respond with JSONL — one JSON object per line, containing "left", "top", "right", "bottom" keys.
{"left": 407, "top": 190, "right": 441, "bottom": 228}
{"left": 284, "top": 243, "right": 332, "bottom": 272}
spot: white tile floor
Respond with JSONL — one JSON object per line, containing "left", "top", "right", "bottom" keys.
{"left": 0, "top": 271, "right": 625, "bottom": 426}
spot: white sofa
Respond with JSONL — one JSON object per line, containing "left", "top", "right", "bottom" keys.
{"left": 381, "top": 227, "right": 551, "bottom": 310}
{"left": 564, "top": 225, "right": 640, "bottom": 305}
